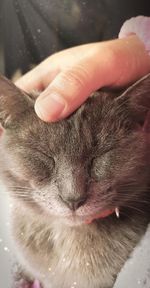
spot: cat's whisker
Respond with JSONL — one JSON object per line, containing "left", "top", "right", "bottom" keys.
{"left": 12, "top": 197, "right": 35, "bottom": 203}
{"left": 11, "top": 188, "right": 32, "bottom": 192}
{"left": 9, "top": 187, "right": 33, "bottom": 191}
{"left": 122, "top": 204, "right": 147, "bottom": 215}
{"left": 12, "top": 194, "right": 31, "bottom": 198}
{"left": 119, "top": 184, "right": 150, "bottom": 190}
{"left": 11, "top": 191, "right": 32, "bottom": 195}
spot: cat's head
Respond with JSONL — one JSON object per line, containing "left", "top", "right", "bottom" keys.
{"left": 0, "top": 74, "right": 150, "bottom": 226}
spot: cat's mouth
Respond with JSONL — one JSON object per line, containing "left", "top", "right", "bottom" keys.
{"left": 84, "top": 207, "right": 120, "bottom": 224}
{"left": 56, "top": 207, "right": 120, "bottom": 226}
{"left": 62, "top": 207, "right": 120, "bottom": 226}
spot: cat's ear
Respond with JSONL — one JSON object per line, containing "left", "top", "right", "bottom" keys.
{"left": 118, "top": 73, "right": 150, "bottom": 131}
{"left": 0, "top": 74, "right": 33, "bottom": 129}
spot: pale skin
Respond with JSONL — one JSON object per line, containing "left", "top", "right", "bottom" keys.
{"left": 16, "top": 35, "right": 150, "bottom": 122}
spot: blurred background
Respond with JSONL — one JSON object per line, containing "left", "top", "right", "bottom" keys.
{"left": 0, "top": 1, "right": 150, "bottom": 288}
{"left": 0, "top": 0, "right": 150, "bottom": 77}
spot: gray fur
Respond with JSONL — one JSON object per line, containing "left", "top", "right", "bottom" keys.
{"left": 0, "top": 74, "right": 150, "bottom": 288}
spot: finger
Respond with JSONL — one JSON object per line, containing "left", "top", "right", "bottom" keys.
{"left": 15, "top": 58, "right": 60, "bottom": 92}
{"left": 35, "top": 35, "right": 150, "bottom": 122}
{"left": 15, "top": 44, "right": 95, "bottom": 92}
{"left": 34, "top": 44, "right": 116, "bottom": 121}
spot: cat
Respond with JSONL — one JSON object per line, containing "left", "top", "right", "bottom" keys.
{"left": 0, "top": 73, "right": 150, "bottom": 288}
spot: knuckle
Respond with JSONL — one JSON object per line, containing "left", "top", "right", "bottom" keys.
{"left": 62, "top": 65, "right": 90, "bottom": 91}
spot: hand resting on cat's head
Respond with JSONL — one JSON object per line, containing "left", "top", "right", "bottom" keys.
{"left": 15, "top": 35, "right": 150, "bottom": 122}
{"left": 0, "top": 74, "right": 150, "bottom": 288}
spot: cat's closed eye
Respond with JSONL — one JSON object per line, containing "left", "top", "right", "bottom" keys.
{"left": 90, "top": 151, "right": 112, "bottom": 181}
{"left": 18, "top": 148, "right": 55, "bottom": 184}
{"left": 32, "top": 155, "right": 55, "bottom": 183}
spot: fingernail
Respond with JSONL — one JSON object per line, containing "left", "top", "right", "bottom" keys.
{"left": 35, "top": 93, "right": 66, "bottom": 121}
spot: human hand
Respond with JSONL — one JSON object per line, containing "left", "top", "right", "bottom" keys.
{"left": 16, "top": 35, "right": 150, "bottom": 122}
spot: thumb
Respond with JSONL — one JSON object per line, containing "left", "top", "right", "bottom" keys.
{"left": 35, "top": 36, "right": 150, "bottom": 122}
{"left": 34, "top": 63, "right": 103, "bottom": 122}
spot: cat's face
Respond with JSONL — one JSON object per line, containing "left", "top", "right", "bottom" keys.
{"left": 0, "top": 74, "right": 150, "bottom": 226}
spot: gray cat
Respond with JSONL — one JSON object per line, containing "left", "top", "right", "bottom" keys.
{"left": 0, "top": 73, "right": 150, "bottom": 288}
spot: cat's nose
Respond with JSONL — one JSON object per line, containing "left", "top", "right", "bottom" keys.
{"left": 59, "top": 195, "right": 87, "bottom": 211}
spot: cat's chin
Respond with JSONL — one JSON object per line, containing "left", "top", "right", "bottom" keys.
{"left": 60, "top": 217, "right": 87, "bottom": 227}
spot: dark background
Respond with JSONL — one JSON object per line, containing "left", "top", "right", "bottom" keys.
{"left": 0, "top": 0, "right": 150, "bottom": 78}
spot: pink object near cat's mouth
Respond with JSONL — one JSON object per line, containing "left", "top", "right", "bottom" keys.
{"left": 0, "top": 127, "right": 3, "bottom": 136}
{"left": 31, "top": 280, "right": 41, "bottom": 288}
{"left": 84, "top": 209, "right": 116, "bottom": 224}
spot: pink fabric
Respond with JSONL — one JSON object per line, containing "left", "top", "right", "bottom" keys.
{"left": 18, "top": 279, "right": 41, "bottom": 288}
{"left": 31, "top": 280, "right": 41, "bottom": 288}
{"left": 119, "top": 16, "right": 150, "bottom": 54}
